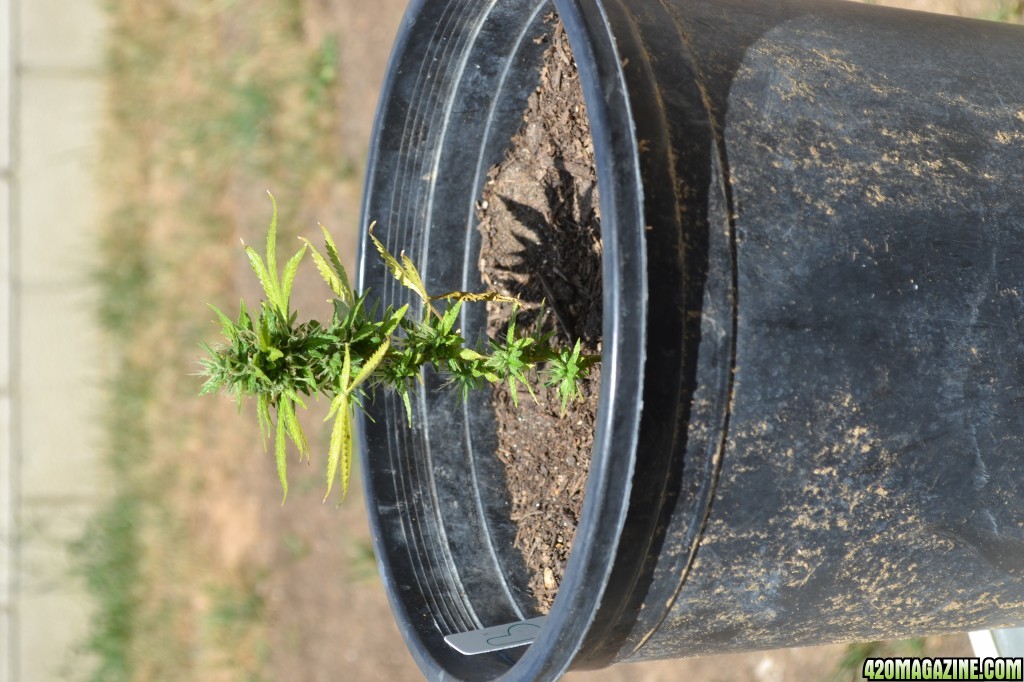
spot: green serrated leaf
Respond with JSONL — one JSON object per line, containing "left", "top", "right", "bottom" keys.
{"left": 350, "top": 338, "right": 390, "bottom": 392}
{"left": 400, "top": 251, "right": 431, "bottom": 303}
{"left": 369, "top": 224, "right": 435, "bottom": 313}
{"left": 458, "top": 347, "right": 485, "bottom": 362}
{"left": 325, "top": 390, "right": 345, "bottom": 421}
{"left": 245, "top": 245, "right": 281, "bottom": 310}
{"left": 440, "top": 300, "right": 462, "bottom": 335}
{"left": 302, "top": 237, "right": 348, "bottom": 303}
{"left": 398, "top": 385, "right": 413, "bottom": 426}
{"left": 325, "top": 395, "right": 351, "bottom": 502}
{"left": 275, "top": 401, "right": 289, "bottom": 504}
{"left": 369, "top": 227, "right": 406, "bottom": 283}
{"left": 320, "top": 224, "right": 354, "bottom": 307}
{"left": 476, "top": 367, "right": 500, "bottom": 383}
{"left": 209, "top": 304, "right": 238, "bottom": 341}
{"left": 198, "top": 375, "right": 221, "bottom": 396}
{"left": 284, "top": 389, "right": 307, "bottom": 411}
{"left": 340, "top": 344, "right": 352, "bottom": 393}
{"left": 256, "top": 393, "right": 272, "bottom": 448}
{"left": 506, "top": 304, "right": 519, "bottom": 345}
{"left": 266, "top": 191, "right": 280, "bottom": 297}
{"left": 382, "top": 304, "right": 409, "bottom": 338}
{"left": 238, "top": 299, "right": 254, "bottom": 330}
{"left": 280, "top": 397, "right": 309, "bottom": 461}
{"left": 280, "top": 243, "right": 307, "bottom": 312}
{"left": 339, "top": 412, "right": 353, "bottom": 501}
{"left": 521, "top": 371, "right": 538, "bottom": 403}
{"left": 251, "top": 363, "right": 272, "bottom": 386}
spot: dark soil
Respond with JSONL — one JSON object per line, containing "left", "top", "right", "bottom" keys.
{"left": 476, "top": 17, "right": 603, "bottom": 612}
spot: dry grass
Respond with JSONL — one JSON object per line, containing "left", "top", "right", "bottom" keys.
{"left": 81, "top": 0, "right": 365, "bottom": 679}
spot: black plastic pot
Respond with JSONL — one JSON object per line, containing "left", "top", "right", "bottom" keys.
{"left": 355, "top": 0, "right": 1024, "bottom": 679}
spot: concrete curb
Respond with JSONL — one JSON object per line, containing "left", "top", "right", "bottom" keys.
{"left": 3, "top": 0, "right": 108, "bottom": 680}
{"left": 2, "top": 0, "right": 17, "bottom": 678}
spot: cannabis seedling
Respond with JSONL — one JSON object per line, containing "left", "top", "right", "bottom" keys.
{"left": 199, "top": 195, "right": 599, "bottom": 503}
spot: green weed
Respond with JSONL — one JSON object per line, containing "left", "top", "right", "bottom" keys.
{"left": 199, "top": 195, "right": 600, "bottom": 503}
{"left": 829, "top": 638, "right": 927, "bottom": 682}
{"left": 345, "top": 538, "right": 379, "bottom": 583}
{"left": 985, "top": 0, "right": 1024, "bottom": 22}
{"left": 69, "top": 495, "right": 143, "bottom": 682}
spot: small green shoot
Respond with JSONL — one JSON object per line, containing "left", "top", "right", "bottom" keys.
{"left": 199, "top": 194, "right": 599, "bottom": 503}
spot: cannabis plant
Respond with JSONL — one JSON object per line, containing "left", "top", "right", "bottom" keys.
{"left": 199, "top": 195, "right": 599, "bottom": 503}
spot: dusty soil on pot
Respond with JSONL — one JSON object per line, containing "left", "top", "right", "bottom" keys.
{"left": 477, "top": 17, "right": 602, "bottom": 612}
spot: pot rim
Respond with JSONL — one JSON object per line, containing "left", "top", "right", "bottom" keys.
{"left": 508, "top": 0, "right": 648, "bottom": 678}
{"left": 356, "top": 0, "right": 649, "bottom": 678}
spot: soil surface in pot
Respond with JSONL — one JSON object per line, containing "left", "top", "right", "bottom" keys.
{"left": 476, "top": 17, "right": 602, "bottom": 613}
